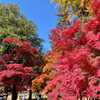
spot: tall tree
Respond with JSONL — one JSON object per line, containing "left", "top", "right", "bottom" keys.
{"left": 0, "top": 2, "right": 44, "bottom": 50}
{"left": 46, "top": 0, "right": 100, "bottom": 100}
{"left": 0, "top": 38, "right": 42, "bottom": 100}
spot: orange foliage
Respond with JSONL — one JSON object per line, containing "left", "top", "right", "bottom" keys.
{"left": 32, "top": 47, "right": 60, "bottom": 94}
{"left": 32, "top": 74, "right": 50, "bottom": 93}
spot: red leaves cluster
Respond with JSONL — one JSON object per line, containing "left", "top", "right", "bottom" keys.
{"left": 0, "top": 38, "right": 40, "bottom": 91}
{"left": 47, "top": 0, "right": 100, "bottom": 99}
{"left": 91, "top": 0, "right": 100, "bottom": 15}
{"left": 49, "top": 19, "right": 81, "bottom": 52}
{"left": 2, "top": 38, "right": 20, "bottom": 43}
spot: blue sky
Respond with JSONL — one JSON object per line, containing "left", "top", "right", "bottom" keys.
{"left": 1, "top": 0, "right": 57, "bottom": 51}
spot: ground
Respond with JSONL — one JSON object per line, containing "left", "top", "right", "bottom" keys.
{"left": 7, "top": 91, "right": 47, "bottom": 100}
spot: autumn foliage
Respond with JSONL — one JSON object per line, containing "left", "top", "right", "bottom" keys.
{"left": 0, "top": 38, "right": 42, "bottom": 100}
{"left": 32, "top": 74, "right": 50, "bottom": 93}
{"left": 51, "top": 0, "right": 93, "bottom": 25}
{"left": 44, "top": 0, "right": 100, "bottom": 100}
{"left": 31, "top": 51, "right": 57, "bottom": 93}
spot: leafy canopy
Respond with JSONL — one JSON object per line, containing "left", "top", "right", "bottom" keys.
{"left": 46, "top": 0, "right": 100, "bottom": 100}
{"left": 51, "top": 0, "right": 93, "bottom": 25}
{"left": 0, "top": 2, "right": 44, "bottom": 50}
{"left": 0, "top": 38, "right": 41, "bottom": 91}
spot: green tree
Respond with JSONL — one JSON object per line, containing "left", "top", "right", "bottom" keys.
{"left": 0, "top": 2, "right": 44, "bottom": 50}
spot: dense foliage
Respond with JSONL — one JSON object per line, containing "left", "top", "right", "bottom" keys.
{"left": 0, "top": 3, "right": 45, "bottom": 99}
{"left": 31, "top": 49, "right": 60, "bottom": 94}
{"left": 0, "top": 38, "right": 42, "bottom": 100}
{"left": 0, "top": 2, "right": 44, "bottom": 50}
{"left": 51, "top": 0, "right": 93, "bottom": 25}
{"left": 32, "top": 74, "right": 50, "bottom": 93}
{"left": 0, "top": 0, "right": 99, "bottom": 100}
{"left": 45, "top": 0, "right": 100, "bottom": 100}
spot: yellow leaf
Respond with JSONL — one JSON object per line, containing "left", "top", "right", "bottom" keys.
{"left": 58, "top": 2, "right": 62, "bottom": 6}
{"left": 62, "top": 0, "right": 65, "bottom": 2}
{"left": 67, "top": 1, "right": 71, "bottom": 5}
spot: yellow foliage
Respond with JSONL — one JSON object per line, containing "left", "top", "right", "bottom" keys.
{"left": 67, "top": 1, "right": 71, "bottom": 5}
{"left": 50, "top": 0, "right": 93, "bottom": 23}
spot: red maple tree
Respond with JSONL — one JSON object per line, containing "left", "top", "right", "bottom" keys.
{"left": 0, "top": 38, "right": 41, "bottom": 100}
{"left": 47, "top": 0, "right": 100, "bottom": 100}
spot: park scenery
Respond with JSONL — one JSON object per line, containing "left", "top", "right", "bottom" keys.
{"left": 0, "top": 0, "right": 100, "bottom": 100}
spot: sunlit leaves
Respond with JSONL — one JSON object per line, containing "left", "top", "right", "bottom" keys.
{"left": 0, "top": 2, "right": 44, "bottom": 50}
{"left": 50, "top": 0, "right": 93, "bottom": 25}
{"left": 46, "top": 0, "right": 100, "bottom": 99}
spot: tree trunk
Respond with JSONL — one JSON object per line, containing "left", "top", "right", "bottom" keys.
{"left": 28, "top": 89, "right": 32, "bottom": 100}
{"left": 4, "top": 87, "right": 8, "bottom": 100}
{"left": 87, "top": 98, "right": 88, "bottom": 100}
{"left": 12, "top": 85, "right": 18, "bottom": 100}
{"left": 79, "top": 93, "right": 82, "bottom": 100}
